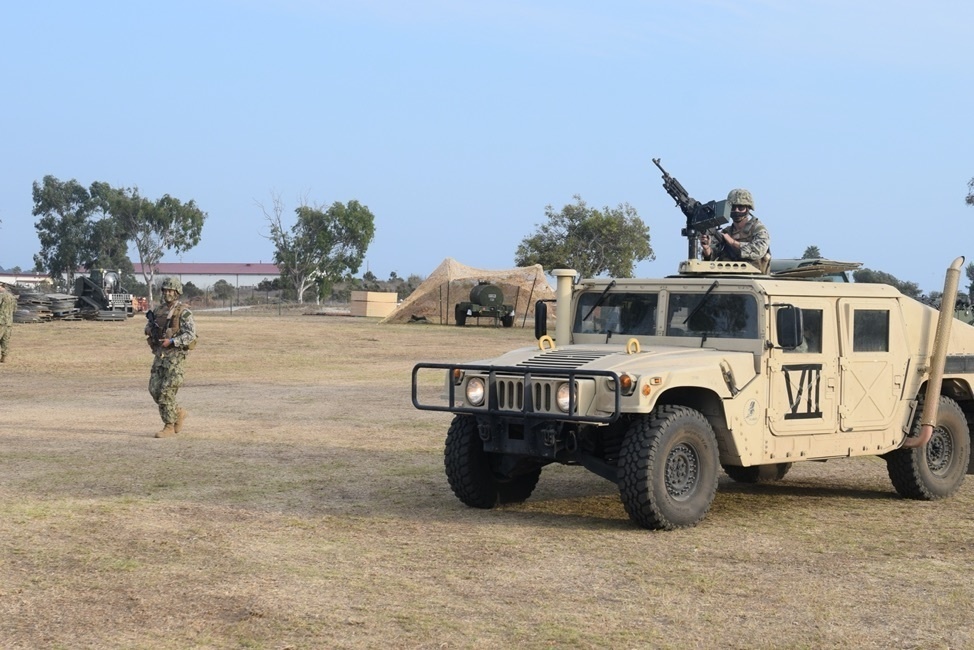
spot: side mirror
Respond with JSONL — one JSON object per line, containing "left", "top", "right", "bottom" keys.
{"left": 534, "top": 300, "right": 548, "bottom": 340}
{"left": 776, "top": 305, "right": 803, "bottom": 349}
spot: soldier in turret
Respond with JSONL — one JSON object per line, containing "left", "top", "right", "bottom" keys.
{"left": 700, "top": 188, "right": 771, "bottom": 273}
{"left": 146, "top": 277, "right": 197, "bottom": 438}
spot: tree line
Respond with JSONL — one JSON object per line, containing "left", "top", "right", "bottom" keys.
{"left": 15, "top": 174, "right": 974, "bottom": 305}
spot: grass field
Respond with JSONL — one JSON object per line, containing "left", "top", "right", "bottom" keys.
{"left": 1, "top": 311, "right": 973, "bottom": 649}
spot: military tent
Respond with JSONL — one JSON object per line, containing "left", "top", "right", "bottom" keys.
{"left": 379, "top": 258, "right": 556, "bottom": 326}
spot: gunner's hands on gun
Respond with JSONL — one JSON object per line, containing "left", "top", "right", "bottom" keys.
{"left": 699, "top": 230, "right": 740, "bottom": 257}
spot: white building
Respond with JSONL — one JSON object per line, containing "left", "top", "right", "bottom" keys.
{"left": 133, "top": 263, "right": 281, "bottom": 290}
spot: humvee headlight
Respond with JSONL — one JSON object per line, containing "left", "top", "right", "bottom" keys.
{"left": 556, "top": 382, "right": 572, "bottom": 412}
{"left": 465, "top": 377, "right": 486, "bottom": 406}
{"left": 606, "top": 373, "right": 638, "bottom": 396}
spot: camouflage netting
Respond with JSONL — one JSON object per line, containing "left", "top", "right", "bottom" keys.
{"left": 379, "top": 258, "right": 557, "bottom": 326}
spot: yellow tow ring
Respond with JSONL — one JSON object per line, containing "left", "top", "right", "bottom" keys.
{"left": 539, "top": 335, "right": 640, "bottom": 354}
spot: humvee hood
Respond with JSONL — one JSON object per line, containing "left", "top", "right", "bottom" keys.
{"left": 473, "top": 343, "right": 756, "bottom": 383}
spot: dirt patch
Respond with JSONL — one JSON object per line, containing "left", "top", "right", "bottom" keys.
{"left": 1, "top": 314, "right": 973, "bottom": 649}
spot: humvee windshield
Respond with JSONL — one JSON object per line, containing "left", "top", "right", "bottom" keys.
{"left": 666, "top": 292, "right": 759, "bottom": 339}
{"left": 574, "top": 292, "right": 658, "bottom": 336}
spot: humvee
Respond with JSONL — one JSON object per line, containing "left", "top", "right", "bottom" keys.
{"left": 412, "top": 257, "right": 974, "bottom": 530}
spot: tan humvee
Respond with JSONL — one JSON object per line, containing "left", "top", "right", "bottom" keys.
{"left": 412, "top": 258, "right": 973, "bottom": 530}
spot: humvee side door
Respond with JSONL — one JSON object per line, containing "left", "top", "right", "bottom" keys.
{"left": 836, "top": 298, "right": 908, "bottom": 432}
{"left": 768, "top": 298, "right": 838, "bottom": 435}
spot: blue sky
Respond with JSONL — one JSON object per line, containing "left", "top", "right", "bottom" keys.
{"left": 1, "top": 1, "right": 971, "bottom": 292}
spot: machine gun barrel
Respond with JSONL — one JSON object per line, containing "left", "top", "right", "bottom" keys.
{"left": 652, "top": 158, "right": 699, "bottom": 220}
{"left": 652, "top": 158, "right": 729, "bottom": 259}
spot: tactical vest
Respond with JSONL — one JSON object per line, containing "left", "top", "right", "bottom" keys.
{"left": 164, "top": 301, "right": 198, "bottom": 350}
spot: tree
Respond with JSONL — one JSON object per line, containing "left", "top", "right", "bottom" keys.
{"left": 99, "top": 185, "right": 205, "bottom": 304}
{"left": 256, "top": 278, "right": 281, "bottom": 292}
{"left": 213, "top": 279, "right": 234, "bottom": 302}
{"left": 802, "top": 245, "right": 822, "bottom": 259}
{"left": 32, "top": 176, "right": 102, "bottom": 288}
{"left": 262, "top": 195, "right": 376, "bottom": 304}
{"left": 853, "top": 268, "right": 922, "bottom": 299}
{"left": 514, "top": 195, "right": 653, "bottom": 278}
{"left": 181, "top": 281, "right": 203, "bottom": 301}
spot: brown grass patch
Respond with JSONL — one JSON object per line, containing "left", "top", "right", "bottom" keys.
{"left": 1, "top": 313, "right": 973, "bottom": 649}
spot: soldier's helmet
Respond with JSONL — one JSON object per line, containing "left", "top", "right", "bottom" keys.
{"left": 160, "top": 277, "right": 183, "bottom": 295}
{"left": 727, "top": 188, "right": 755, "bottom": 209}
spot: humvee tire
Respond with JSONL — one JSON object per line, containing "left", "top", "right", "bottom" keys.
{"left": 444, "top": 415, "right": 542, "bottom": 508}
{"left": 722, "top": 462, "right": 793, "bottom": 484}
{"left": 618, "top": 405, "right": 720, "bottom": 530}
{"left": 885, "top": 395, "right": 970, "bottom": 500}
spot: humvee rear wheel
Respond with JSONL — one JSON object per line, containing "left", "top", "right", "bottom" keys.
{"left": 722, "top": 462, "right": 792, "bottom": 484}
{"left": 444, "top": 415, "right": 542, "bottom": 508}
{"left": 885, "top": 395, "right": 970, "bottom": 500}
{"left": 618, "top": 406, "right": 719, "bottom": 530}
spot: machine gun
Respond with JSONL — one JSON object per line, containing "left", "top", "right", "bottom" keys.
{"left": 145, "top": 309, "right": 164, "bottom": 350}
{"left": 652, "top": 158, "right": 731, "bottom": 259}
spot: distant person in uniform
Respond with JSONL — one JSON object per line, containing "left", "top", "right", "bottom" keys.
{"left": 145, "top": 277, "right": 197, "bottom": 438}
{"left": 699, "top": 188, "right": 771, "bottom": 273}
{"left": 0, "top": 283, "right": 16, "bottom": 363}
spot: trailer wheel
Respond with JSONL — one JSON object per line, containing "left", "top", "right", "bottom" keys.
{"left": 501, "top": 314, "right": 514, "bottom": 328}
{"left": 618, "top": 405, "right": 719, "bottom": 530}
{"left": 722, "top": 462, "right": 792, "bottom": 484}
{"left": 444, "top": 415, "right": 541, "bottom": 508}
{"left": 885, "top": 395, "right": 970, "bottom": 500}
{"left": 454, "top": 305, "right": 467, "bottom": 327}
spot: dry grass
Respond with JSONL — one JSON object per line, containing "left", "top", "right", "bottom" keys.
{"left": 1, "top": 311, "right": 973, "bottom": 649}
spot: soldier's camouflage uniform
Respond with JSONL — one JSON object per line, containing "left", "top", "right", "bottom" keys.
{"left": 0, "top": 287, "right": 16, "bottom": 362}
{"left": 148, "top": 301, "right": 197, "bottom": 425}
{"left": 703, "top": 216, "right": 771, "bottom": 273}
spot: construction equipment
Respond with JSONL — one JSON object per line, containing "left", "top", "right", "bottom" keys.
{"left": 73, "top": 269, "right": 134, "bottom": 321}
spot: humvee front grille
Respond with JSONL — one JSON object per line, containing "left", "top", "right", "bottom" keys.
{"left": 411, "top": 362, "right": 621, "bottom": 424}
{"left": 495, "top": 376, "right": 564, "bottom": 413}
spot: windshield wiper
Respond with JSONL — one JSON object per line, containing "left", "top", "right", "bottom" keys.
{"left": 582, "top": 280, "right": 617, "bottom": 322}
{"left": 684, "top": 280, "right": 719, "bottom": 326}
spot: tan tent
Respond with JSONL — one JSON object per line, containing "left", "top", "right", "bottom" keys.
{"left": 379, "top": 258, "right": 556, "bottom": 326}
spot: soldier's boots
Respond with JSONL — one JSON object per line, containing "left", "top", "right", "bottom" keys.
{"left": 155, "top": 423, "right": 176, "bottom": 438}
{"left": 175, "top": 408, "right": 188, "bottom": 434}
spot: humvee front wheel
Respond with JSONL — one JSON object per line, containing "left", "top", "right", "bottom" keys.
{"left": 722, "top": 462, "right": 792, "bottom": 484}
{"left": 885, "top": 395, "right": 970, "bottom": 500}
{"left": 618, "top": 406, "right": 720, "bottom": 530}
{"left": 444, "top": 415, "right": 542, "bottom": 508}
